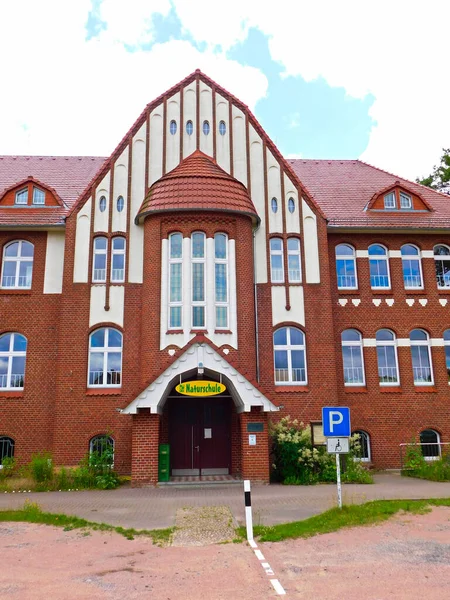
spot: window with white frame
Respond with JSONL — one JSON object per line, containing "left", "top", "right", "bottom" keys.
{"left": 434, "top": 245, "right": 450, "bottom": 288}
{"left": 352, "top": 430, "right": 371, "bottom": 462}
{"left": 15, "top": 189, "right": 28, "bottom": 205}
{"left": 335, "top": 244, "right": 357, "bottom": 289}
{"left": 341, "top": 329, "right": 365, "bottom": 386}
{"left": 420, "top": 429, "right": 441, "bottom": 460}
{"left": 191, "top": 232, "right": 206, "bottom": 329}
{"left": 401, "top": 244, "right": 423, "bottom": 289}
{"left": 444, "top": 330, "right": 450, "bottom": 382}
{"left": 88, "top": 328, "right": 122, "bottom": 387}
{"left": 168, "top": 233, "right": 183, "bottom": 329}
{"left": 410, "top": 329, "right": 433, "bottom": 385}
{"left": 0, "top": 333, "right": 27, "bottom": 390}
{"left": 270, "top": 238, "right": 284, "bottom": 283}
{"left": 383, "top": 192, "right": 396, "bottom": 209}
{"left": 273, "top": 327, "right": 307, "bottom": 385}
{"left": 287, "top": 238, "right": 301, "bottom": 283}
{"left": 92, "top": 237, "right": 107, "bottom": 283}
{"left": 1, "top": 240, "right": 34, "bottom": 289}
{"left": 32, "top": 188, "right": 45, "bottom": 205}
{"left": 400, "top": 192, "right": 412, "bottom": 209}
{"left": 89, "top": 435, "right": 115, "bottom": 467}
{"left": 368, "top": 244, "right": 390, "bottom": 289}
{"left": 0, "top": 436, "right": 14, "bottom": 464}
{"left": 111, "top": 237, "right": 126, "bottom": 283}
{"left": 214, "top": 233, "right": 228, "bottom": 329}
{"left": 376, "top": 329, "right": 399, "bottom": 385}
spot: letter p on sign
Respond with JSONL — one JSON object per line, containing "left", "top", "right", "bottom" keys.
{"left": 322, "top": 407, "right": 351, "bottom": 437}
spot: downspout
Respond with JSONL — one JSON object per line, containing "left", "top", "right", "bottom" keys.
{"left": 253, "top": 220, "right": 261, "bottom": 382}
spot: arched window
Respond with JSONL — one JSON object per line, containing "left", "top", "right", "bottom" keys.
{"left": 1, "top": 240, "right": 34, "bottom": 288}
{"left": 444, "top": 330, "right": 450, "bottom": 382}
{"left": 186, "top": 120, "right": 194, "bottom": 136}
{"left": 420, "top": 429, "right": 441, "bottom": 460}
{"left": 92, "top": 237, "right": 107, "bottom": 283}
{"left": 0, "top": 333, "right": 27, "bottom": 390}
{"left": 270, "top": 238, "right": 284, "bottom": 283}
{"left": 271, "top": 197, "right": 278, "bottom": 213}
{"left": 219, "top": 120, "right": 226, "bottom": 136}
{"left": 376, "top": 329, "right": 399, "bottom": 385}
{"left": 169, "top": 120, "right": 177, "bottom": 135}
{"left": 214, "top": 233, "right": 228, "bottom": 329}
{"left": 33, "top": 188, "right": 45, "bottom": 205}
{"left": 401, "top": 244, "right": 423, "bottom": 289}
{"left": 88, "top": 328, "right": 122, "bottom": 387}
{"left": 410, "top": 329, "right": 433, "bottom": 385}
{"left": 202, "top": 120, "right": 210, "bottom": 135}
{"left": 273, "top": 327, "right": 307, "bottom": 385}
{"left": 169, "top": 233, "right": 183, "bottom": 329}
{"left": 0, "top": 436, "right": 14, "bottom": 463}
{"left": 341, "top": 329, "right": 365, "bottom": 386}
{"left": 15, "top": 188, "right": 28, "bottom": 205}
{"left": 89, "top": 435, "right": 115, "bottom": 467}
{"left": 335, "top": 244, "right": 357, "bottom": 289}
{"left": 99, "top": 196, "right": 107, "bottom": 212}
{"left": 287, "top": 238, "right": 301, "bottom": 283}
{"left": 434, "top": 245, "right": 450, "bottom": 288}
{"left": 368, "top": 244, "right": 390, "bottom": 289}
{"left": 111, "top": 237, "right": 126, "bottom": 283}
{"left": 352, "top": 430, "right": 371, "bottom": 462}
{"left": 288, "top": 197, "right": 295, "bottom": 214}
{"left": 191, "top": 232, "right": 206, "bottom": 329}
{"left": 116, "top": 196, "right": 124, "bottom": 213}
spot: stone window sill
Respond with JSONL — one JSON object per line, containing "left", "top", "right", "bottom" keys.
{"left": 0, "top": 390, "right": 24, "bottom": 397}
{"left": 86, "top": 388, "right": 122, "bottom": 396}
{"left": 275, "top": 385, "right": 309, "bottom": 393}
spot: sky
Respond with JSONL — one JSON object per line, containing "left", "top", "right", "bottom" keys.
{"left": 0, "top": 0, "right": 448, "bottom": 182}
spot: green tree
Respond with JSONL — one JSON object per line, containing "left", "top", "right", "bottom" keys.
{"left": 417, "top": 148, "right": 450, "bottom": 194}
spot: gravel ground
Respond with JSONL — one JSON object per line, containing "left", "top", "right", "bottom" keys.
{"left": 172, "top": 505, "right": 237, "bottom": 546}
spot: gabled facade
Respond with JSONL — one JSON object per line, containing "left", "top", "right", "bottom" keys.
{"left": 1, "top": 71, "right": 449, "bottom": 484}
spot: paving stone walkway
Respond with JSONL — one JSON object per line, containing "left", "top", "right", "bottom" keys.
{"left": 0, "top": 473, "right": 449, "bottom": 531}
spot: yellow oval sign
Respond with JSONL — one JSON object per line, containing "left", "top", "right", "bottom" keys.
{"left": 175, "top": 380, "right": 226, "bottom": 397}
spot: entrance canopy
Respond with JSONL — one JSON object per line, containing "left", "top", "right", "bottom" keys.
{"left": 122, "top": 342, "right": 279, "bottom": 415}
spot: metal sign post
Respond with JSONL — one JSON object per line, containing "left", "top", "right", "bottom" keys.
{"left": 322, "top": 407, "right": 351, "bottom": 510}
{"left": 335, "top": 453, "right": 342, "bottom": 508}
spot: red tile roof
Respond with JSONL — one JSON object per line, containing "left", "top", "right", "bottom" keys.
{"left": 0, "top": 156, "right": 106, "bottom": 226}
{"left": 289, "top": 159, "right": 450, "bottom": 229}
{"left": 136, "top": 150, "right": 259, "bottom": 224}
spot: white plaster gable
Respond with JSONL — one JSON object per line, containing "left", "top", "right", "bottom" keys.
{"left": 122, "top": 342, "right": 279, "bottom": 415}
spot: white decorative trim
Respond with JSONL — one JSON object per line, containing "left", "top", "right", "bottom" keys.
{"left": 388, "top": 250, "right": 402, "bottom": 258}
{"left": 385, "top": 299, "right": 394, "bottom": 306}
{"left": 338, "top": 299, "right": 348, "bottom": 307}
{"left": 422, "top": 250, "right": 434, "bottom": 259}
{"left": 363, "top": 339, "right": 376, "bottom": 347}
{"left": 122, "top": 343, "right": 278, "bottom": 415}
{"left": 223, "top": 348, "right": 229, "bottom": 355}
{"left": 397, "top": 338, "right": 410, "bottom": 347}
{"left": 352, "top": 299, "right": 361, "bottom": 306}
{"left": 406, "top": 299, "right": 415, "bottom": 306}
{"left": 419, "top": 299, "right": 428, "bottom": 306}
{"left": 439, "top": 299, "right": 448, "bottom": 307}
{"left": 431, "top": 339, "right": 445, "bottom": 347}
{"left": 355, "top": 250, "right": 368, "bottom": 258}
{"left": 372, "top": 299, "right": 381, "bottom": 307}
{"left": 168, "top": 349, "right": 175, "bottom": 356}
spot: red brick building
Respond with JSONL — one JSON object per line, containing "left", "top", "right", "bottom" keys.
{"left": 1, "top": 71, "right": 449, "bottom": 484}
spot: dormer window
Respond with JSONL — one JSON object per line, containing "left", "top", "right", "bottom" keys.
{"left": 32, "top": 188, "right": 45, "bottom": 205}
{"left": 15, "top": 189, "right": 28, "bottom": 205}
{"left": 399, "top": 192, "right": 412, "bottom": 209}
{"left": 384, "top": 192, "right": 396, "bottom": 209}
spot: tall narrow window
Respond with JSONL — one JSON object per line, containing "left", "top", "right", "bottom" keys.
{"left": 410, "top": 329, "right": 433, "bottom": 385}
{"left": 186, "top": 120, "right": 194, "bottom": 136}
{"left": 288, "top": 197, "right": 295, "bottom": 213}
{"left": 92, "top": 237, "right": 107, "bottom": 283}
{"left": 1, "top": 241, "right": 34, "bottom": 289}
{"left": 271, "top": 197, "right": 278, "bottom": 213}
{"left": 352, "top": 431, "right": 371, "bottom": 462}
{"left": 32, "top": 188, "right": 45, "bottom": 205}
{"left": 90, "top": 435, "right": 115, "bottom": 467}
{"left": 116, "top": 196, "right": 124, "bottom": 213}
{"left": 335, "top": 244, "right": 357, "bottom": 289}
{"left": 169, "top": 233, "right": 183, "bottom": 329}
{"left": 434, "top": 245, "right": 450, "bottom": 288}
{"left": 0, "top": 333, "right": 27, "bottom": 390}
{"left": 401, "top": 245, "right": 423, "bottom": 289}
{"left": 444, "top": 330, "right": 450, "bottom": 382}
{"left": 219, "top": 120, "right": 226, "bottom": 135}
{"left": 214, "top": 233, "right": 228, "bottom": 329}
{"left": 273, "top": 327, "right": 307, "bottom": 385}
{"left": 203, "top": 120, "right": 210, "bottom": 135}
{"left": 0, "top": 437, "right": 15, "bottom": 463}
{"left": 287, "top": 238, "right": 301, "bottom": 282}
{"left": 270, "top": 238, "right": 284, "bottom": 283}
{"left": 341, "top": 329, "right": 365, "bottom": 386}
{"left": 420, "top": 429, "right": 441, "bottom": 460}
{"left": 191, "top": 232, "right": 205, "bottom": 328}
{"left": 169, "top": 120, "right": 177, "bottom": 135}
{"left": 368, "top": 244, "right": 390, "bottom": 289}
{"left": 88, "top": 328, "right": 122, "bottom": 387}
{"left": 99, "top": 196, "right": 107, "bottom": 212}
{"left": 376, "top": 329, "right": 399, "bottom": 385}
{"left": 111, "top": 237, "right": 126, "bottom": 282}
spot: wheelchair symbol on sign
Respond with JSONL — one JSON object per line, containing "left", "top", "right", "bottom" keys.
{"left": 335, "top": 439, "right": 342, "bottom": 452}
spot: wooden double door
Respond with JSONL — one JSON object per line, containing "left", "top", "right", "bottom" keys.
{"left": 169, "top": 396, "right": 232, "bottom": 475}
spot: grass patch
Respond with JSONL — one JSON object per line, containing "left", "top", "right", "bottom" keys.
{"left": 0, "top": 501, "right": 174, "bottom": 546}
{"left": 236, "top": 498, "right": 450, "bottom": 543}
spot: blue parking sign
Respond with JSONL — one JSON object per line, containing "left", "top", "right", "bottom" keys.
{"left": 322, "top": 407, "right": 351, "bottom": 437}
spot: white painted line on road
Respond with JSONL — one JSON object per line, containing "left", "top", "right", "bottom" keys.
{"left": 248, "top": 539, "right": 258, "bottom": 548}
{"left": 270, "top": 579, "right": 286, "bottom": 595}
{"left": 262, "top": 562, "right": 274, "bottom": 576}
{"left": 254, "top": 549, "right": 265, "bottom": 561}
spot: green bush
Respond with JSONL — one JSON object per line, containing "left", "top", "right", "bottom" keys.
{"left": 0, "top": 456, "right": 16, "bottom": 479}
{"left": 30, "top": 452, "right": 53, "bottom": 484}
{"left": 403, "top": 444, "right": 450, "bottom": 481}
{"left": 341, "top": 434, "right": 374, "bottom": 484}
